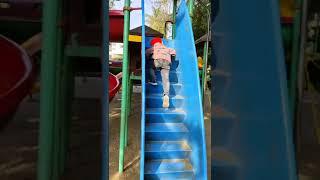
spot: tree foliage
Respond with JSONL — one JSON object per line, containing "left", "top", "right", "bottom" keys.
{"left": 109, "top": 0, "right": 115, "bottom": 8}
{"left": 192, "top": 0, "right": 211, "bottom": 40}
{"left": 146, "top": 0, "right": 210, "bottom": 39}
{"left": 146, "top": 0, "right": 173, "bottom": 34}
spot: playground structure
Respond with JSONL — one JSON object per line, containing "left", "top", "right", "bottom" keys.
{"left": 212, "top": 0, "right": 297, "bottom": 179}
{"left": 139, "top": 1, "right": 207, "bottom": 179}
{"left": 0, "top": 1, "right": 123, "bottom": 179}
{"left": 0, "top": 0, "right": 314, "bottom": 179}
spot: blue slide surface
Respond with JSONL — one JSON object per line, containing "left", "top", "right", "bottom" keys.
{"left": 212, "top": 0, "right": 297, "bottom": 180}
{"left": 140, "top": 0, "right": 207, "bottom": 179}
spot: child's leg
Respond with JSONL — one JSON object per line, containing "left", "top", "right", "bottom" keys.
{"left": 161, "top": 65, "right": 170, "bottom": 108}
{"left": 155, "top": 59, "right": 170, "bottom": 94}
{"left": 149, "top": 67, "right": 157, "bottom": 82}
{"left": 156, "top": 59, "right": 171, "bottom": 108}
{"left": 161, "top": 67, "right": 170, "bottom": 96}
{"left": 146, "top": 58, "right": 157, "bottom": 84}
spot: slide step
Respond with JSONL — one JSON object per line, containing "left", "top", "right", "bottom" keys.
{"left": 170, "top": 59, "right": 180, "bottom": 70}
{"left": 146, "top": 94, "right": 184, "bottom": 108}
{"left": 145, "top": 123, "right": 189, "bottom": 141}
{"left": 146, "top": 108, "right": 186, "bottom": 123}
{"left": 212, "top": 106, "right": 237, "bottom": 146}
{"left": 155, "top": 70, "right": 181, "bottom": 83}
{"left": 146, "top": 108, "right": 185, "bottom": 115}
{"left": 212, "top": 147, "right": 239, "bottom": 165}
{"left": 212, "top": 105, "right": 236, "bottom": 119}
{"left": 146, "top": 94, "right": 184, "bottom": 99}
{"left": 213, "top": 69, "right": 231, "bottom": 77}
{"left": 146, "top": 82, "right": 182, "bottom": 95}
{"left": 212, "top": 148, "right": 239, "bottom": 180}
{"left": 144, "top": 159, "right": 194, "bottom": 179}
{"left": 146, "top": 123, "right": 188, "bottom": 133}
{"left": 145, "top": 141, "right": 191, "bottom": 159}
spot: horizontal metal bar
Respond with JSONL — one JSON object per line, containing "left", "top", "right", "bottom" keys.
{"left": 65, "top": 45, "right": 100, "bottom": 57}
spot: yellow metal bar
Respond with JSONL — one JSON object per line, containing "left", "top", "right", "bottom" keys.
{"left": 129, "top": 35, "right": 142, "bottom": 42}
{"left": 280, "top": 0, "right": 295, "bottom": 17}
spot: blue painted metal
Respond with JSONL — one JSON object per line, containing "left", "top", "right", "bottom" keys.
{"left": 101, "top": 0, "right": 109, "bottom": 179}
{"left": 144, "top": 160, "right": 194, "bottom": 179}
{"left": 140, "top": 0, "right": 146, "bottom": 179}
{"left": 212, "top": 0, "right": 297, "bottom": 180}
{"left": 146, "top": 94, "right": 184, "bottom": 108}
{"left": 145, "top": 141, "right": 191, "bottom": 159}
{"left": 140, "top": 0, "right": 207, "bottom": 179}
{"left": 146, "top": 82, "right": 182, "bottom": 96}
{"left": 145, "top": 108, "right": 185, "bottom": 123}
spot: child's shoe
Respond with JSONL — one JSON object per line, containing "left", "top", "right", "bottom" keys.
{"left": 148, "top": 81, "right": 158, "bottom": 86}
{"left": 163, "top": 95, "right": 169, "bottom": 108}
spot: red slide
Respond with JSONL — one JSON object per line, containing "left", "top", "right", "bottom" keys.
{"left": 0, "top": 34, "right": 121, "bottom": 126}
{"left": 109, "top": 73, "right": 120, "bottom": 101}
{"left": 0, "top": 35, "right": 34, "bottom": 123}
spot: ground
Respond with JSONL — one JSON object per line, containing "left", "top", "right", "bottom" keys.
{"left": 0, "top": 94, "right": 102, "bottom": 180}
{"left": 0, "top": 83, "right": 211, "bottom": 180}
{"left": 0, "top": 81, "right": 319, "bottom": 180}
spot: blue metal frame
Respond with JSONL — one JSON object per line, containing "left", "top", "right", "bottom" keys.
{"left": 140, "top": 0, "right": 207, "bottom": 179}
{"left": 101, "top": 0, "right": 109, "bottom": 179}
{"left": 174, "top": 2, "right": 207, "bottom": 178}
{"left": 140, "top": 0, "right": 146, "bottom": 178}
{"left": 212, "top": 0, "right": 297, "bottom": 179}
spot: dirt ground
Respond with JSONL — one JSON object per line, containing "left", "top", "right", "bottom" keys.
{"left": 0, "top": 94, "right": 102, "bottom": 180}
{"left": 4, "top": 84, "right": 318, "bottom": 180}
{"left": 0, "top": 86, "right": 211, "bottom": 180}
{"left": 0, "top": 79, "right": 320, "bottom": 180}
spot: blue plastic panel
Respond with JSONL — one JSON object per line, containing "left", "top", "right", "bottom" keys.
{"left": 173, "top": 1, "right": 208, "bottom": 179}
{"left": 140, "top": 0, "right": 146, "bottom": 179}
{"left": 212, "top": 0, "right": 297, "bottom": 179}
{"left": 140, "top": 1, "right": 207, "bottom": 179}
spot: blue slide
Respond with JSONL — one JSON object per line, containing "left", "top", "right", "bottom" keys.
{"left": 140, "top": 0, "right": 207, "bottom": 179}
{"left": 212, "top": 0, "right": 297, "bottom": 180}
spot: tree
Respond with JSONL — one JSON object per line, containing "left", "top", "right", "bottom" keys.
{"left": 146, "top": 0, "right": 210, "bottom": 38}
{"left": 192, "top": 0, "right": 211, "bottom": 40}
{"left": 109, "top": 0, "right": 115, "bottom": 9}
{"left": 146, "top": 0, "right": 173, "bottom": 34}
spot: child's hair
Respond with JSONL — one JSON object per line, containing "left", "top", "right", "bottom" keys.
{"left": 150, "top": 37, "right": 162, "bottom": 46}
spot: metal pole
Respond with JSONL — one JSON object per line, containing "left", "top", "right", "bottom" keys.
{"left": 172, "top": 0, "right": 177, "bottom": 38}
{"left": 201, "top": 5, "right": 210, "bottom": 102}
{"left": 297, "top": 0, "right": 308, "bottom": 102}
{"left": 296, "top": 0, "right": 308, "bottom": 157}
{"left": 53, "top": 16, "right": 63, "bottom": 179}
{"left": 59, "top": 54, "right": 68, "bottom": 175}
{"left": 125, "top": 73, "right": 133, "bottom": 147}
{"left": 164, "top": 21, "right": 174, "bottom": 39}
{"left": 65, "top": 56, "right": 75, "bottom": 170}
{"left": 124, "top": 75, "right": 131, "bottom": 147}
{"left": 188, "top": 0, "right": 194, "bottom": 20}
{"left": 101, "top": 0, "right": 109, "bottom": 179}
{"left": 119, "top": 0, "right": 131, "bottom": 173}
{"left": 37, "top": 0, "right": 59, "bottom": 179}
{"left": 289, "top": 0, "right": 302, "bottom": 118}
{"left": 54, "top": 2, "right": 65, "bottom": 176}
{"left": 201, "top": 42, "right": 208, "bottom": 97}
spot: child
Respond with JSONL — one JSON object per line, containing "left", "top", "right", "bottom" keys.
{"left": 146, "top": 51, "right": 157, "bottom": 85}
{"left": 146, "top": 37, "right": 176, "bottom": 108}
